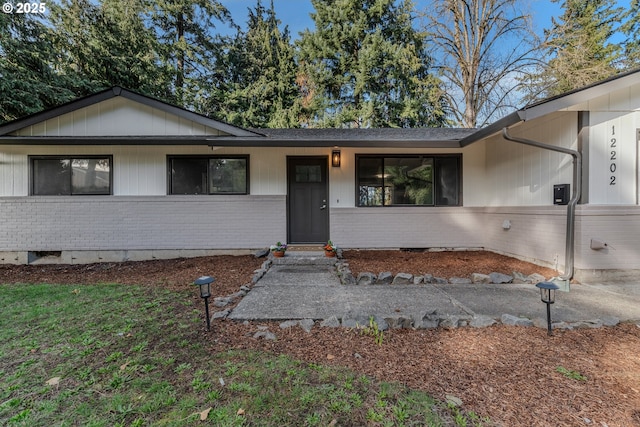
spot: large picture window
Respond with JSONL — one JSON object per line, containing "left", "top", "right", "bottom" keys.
{"left": 357, "top": 155, "right": 461, "bottom": 206}
{"left": 168, "top": 156, "right": 249, "bottom": 195}
{"left": 31, "top": 156, "right": 112, "bottom": 195}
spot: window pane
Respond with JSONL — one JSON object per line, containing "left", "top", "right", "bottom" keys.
{"left": 295, "top": 165, "right": 321, "bottom": 183}
{"left": 33, "top": 159, "right": 71, "bottom": 195}
{"left": 435, "top": 157, "right": 460, "bottom": 205}
{"left": 71, "top": 158, "right": 111, "bottom": 195}
{"left": 358, "top": 157, "right": 384, "bottom": 206}
{"left": 171, "top": 158, "right": 207, "bottom": 194}
{"left": 209, "top": 158, "right": 247, "bottom": 193}
{"left": 384, "top": 157, "right": 433, "bottom": 205}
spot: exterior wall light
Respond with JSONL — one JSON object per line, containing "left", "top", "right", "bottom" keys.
{"left": 331, "top": 150, "right": 341, "bottom": 167}
{"left": 535, "top": 281, "right": 559, "bottom": 336}
{"left": 194, "top": 276, "right": 214, "bottom": 331}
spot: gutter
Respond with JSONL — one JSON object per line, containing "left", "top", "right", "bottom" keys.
{"left": 501, "top": 128, "right": 582, "bottom": 286}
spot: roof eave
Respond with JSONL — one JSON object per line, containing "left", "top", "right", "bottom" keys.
{"left": 459, "top": 112, "right": 524, "bottom": 147}
{"left": 0, "top": 136, "right": 463, "bottom": 148}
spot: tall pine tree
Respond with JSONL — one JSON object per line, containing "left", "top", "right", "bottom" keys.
{"left": 149, "top": 0, "right": 231, "bottom": 109}
{"left": 48, "top": 0, "right": 166, "bottom": 98}
{"left": 621, "top": 0, "right": 640, "bottom": 69}
{"left": 298, "top": 0, "right": 448, "bottom": 128}
{"left": 207, "top": 0, "right": 300, "bottom": 128}
{"left": 526, "top": 0, "right": 623, "bottom": 99}
{"left": 0, "top": 12, "right": 85, "bottom": 122}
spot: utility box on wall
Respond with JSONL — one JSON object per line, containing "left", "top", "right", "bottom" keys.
{"left": 554, "top": 184, "right": 570, "bottom": 205}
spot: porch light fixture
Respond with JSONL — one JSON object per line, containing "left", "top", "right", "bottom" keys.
{"left": 194, "top": 276, "right": 214, "bottom": 331}
{"left": 535, "top": 281, "right": 559, "bottom": 336}
{"left": 331, "top": 150, "right": 341, "bottom": 167}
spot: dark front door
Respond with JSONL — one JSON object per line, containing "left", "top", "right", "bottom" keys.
{"left": 287, "top": 156, "right": 329, "bottom": 244}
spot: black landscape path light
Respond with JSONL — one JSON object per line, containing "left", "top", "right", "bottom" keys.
{"left": 536, "top": 281, "right": 559, "bottom": 336}
{"left": 194, "top": 276, "right": 214, "bottom": 331}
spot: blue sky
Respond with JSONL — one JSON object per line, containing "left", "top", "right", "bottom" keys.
{"left": 223, "top": 0, "right": 632, "bottom": 40}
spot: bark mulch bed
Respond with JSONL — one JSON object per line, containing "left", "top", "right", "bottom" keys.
{"left": 1, "top": 251, "right": 639, "bottom": 426}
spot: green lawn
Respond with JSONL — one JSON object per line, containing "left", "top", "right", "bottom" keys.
{"left": 0, "top": 283, "right": 489, "bottom": 426}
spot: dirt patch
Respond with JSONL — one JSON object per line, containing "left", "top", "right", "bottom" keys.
{"left": 343, "top": 249, "right": 560, "bottom": 279}
{"left": 1, "top": 251, "right": 639, "bottom": 426}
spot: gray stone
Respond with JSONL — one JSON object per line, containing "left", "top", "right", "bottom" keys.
{"left": 340, "top": 269, "right": 356, "bottom": 285}
{"left": 341, "top": 314, "right": 370, "bottom": 328}
{"left": 501, "top": 314, "right": 533, "bottom": 327}
{"left": 572, "top": 319, "right": 603, "bottom": 329}
{"left": 384, "top": 316, "right": 413, "bottom": 329}
{"left": 413, "top": 276, "right": 424, "bottom": 285}
{"left": 601, "top": 316, "right": 620, "bottom": 327}
{"left": 320, "top": 316, "right": 341, "bottom": 328}
{"left": 417, "top": 310, "right": 441, "bottom": 329}
{"left": 356, "top": 272, "right": 377, "bottom": 286}
{"left": 439, "top": 315, "right": 461, "bottom": 329}
{"left": 254, "top": 248, "right": 270, "bottom": 258}
{"left": 423, "top": 274, "right": 434, "bottom": 284}
{"left": 392, "top": 273, "right": 414, "bottom": 285}
{"left": 449, "top": 277, "right": 472, "bottom": 284}
{"left": 372, "top": 315, "right": 389, "bottom": 331}
{"left": 261, "top": 260, "right": 272, "bottom": 270}
{"left": 212, "top": 309, "right": 230, "bottom": 319}
{"left": 489, "top": 272, "right": 513, "bottom": 284}
{"left": 240, "top": 285, "right": 251, "bottom": 292}
{"left": 299, "top": 319, "right": 315, "bottom": 333}
{"left": 527, "top": 273, "right": 546, "bottom": 284}
{"left": 552, "top": 321, "right": 573, "bottom": 330}
{"left": 279, "top": 320, "right": 299, "bottom": 329}
{"left": 376, "top": 272, "right": 393, "bottom": 285}
{"left": 433, "top": 277, "right": 448, "bottom": 284}
{"left": 253, "top": 331, "right": 277, "bottom": 340}
{"left": 470, "top": 315, "right": 497, "bottom": 328}
{"left": 213, "top": 297, "right": 232, "bottom": 307}
{"left": 511, "top": 271, "right": 529, "bottom": 284}
{"left": 252, "top": 270, "right": 265, "bottom": 283}
{"left": 471, "top": 273, "right": 491, "bottom": 284}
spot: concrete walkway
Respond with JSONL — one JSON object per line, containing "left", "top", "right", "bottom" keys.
{"left": 228, "top": 251, "right": 640, "bottom": 327}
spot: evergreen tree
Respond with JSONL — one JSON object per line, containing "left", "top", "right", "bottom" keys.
{"left": 0, "top": 12, "right": 85, "bottom": 122}
{"left": 207, "top": 0, "right": 300, "bottom": 128}
{"left": 298, "top": 0, "right": 448, "bottom": 128}
{"left": 149, "top": 0, "right": 231, "bottom": 109}
{"left": 48, "top": 0, "right": 167, "bottom": 99}
{"left": 621, "top": 0, "right": 640, "bottom": 69}
{"left": 526, "top": 0, "right": 623, "bottom": 100}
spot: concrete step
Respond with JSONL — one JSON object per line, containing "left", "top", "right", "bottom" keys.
{"left": 271, "top": 251, "right": 337, "bottom": 266}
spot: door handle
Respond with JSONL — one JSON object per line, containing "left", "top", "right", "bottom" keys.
{"left": 320, "top": 204, "right": 327, "bottom": 210}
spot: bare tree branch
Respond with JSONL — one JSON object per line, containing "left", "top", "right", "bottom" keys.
{"left": 422, "top": 0, "right": 540, "bottom": 127}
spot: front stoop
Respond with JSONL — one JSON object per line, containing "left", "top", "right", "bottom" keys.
{"left": 271, "top": 251, "right": 338, "bottom": 266}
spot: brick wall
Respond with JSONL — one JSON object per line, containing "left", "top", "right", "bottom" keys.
{"left": 0, "top": 195, "right": 286, "bottom": 251}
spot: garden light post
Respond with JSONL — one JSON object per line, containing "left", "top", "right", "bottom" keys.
{"left": 194, "top": 276, "right": 214, "bottom": 331}
{"left": 536, "top": 281, "right": 559, "bottom": 336}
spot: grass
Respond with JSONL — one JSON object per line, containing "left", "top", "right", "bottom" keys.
{"left": 0, "top": 282, "right": 492, "bottom": 426}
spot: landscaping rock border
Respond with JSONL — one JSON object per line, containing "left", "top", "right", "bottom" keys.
{"left": 219, "top": 254, "right": 624, "bottom": 337}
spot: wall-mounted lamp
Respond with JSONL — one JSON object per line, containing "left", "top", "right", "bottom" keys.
{"left": 331, "top": 150, "right": 341, "bottom": 167}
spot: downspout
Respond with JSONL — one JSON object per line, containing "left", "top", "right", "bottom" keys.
{"left": 501, "top": 128, "right": 582, "bottom": 284}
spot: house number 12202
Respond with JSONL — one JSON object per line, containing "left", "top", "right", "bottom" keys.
{"left": 609, "top": 125, "right": 617, "bottom": 185}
